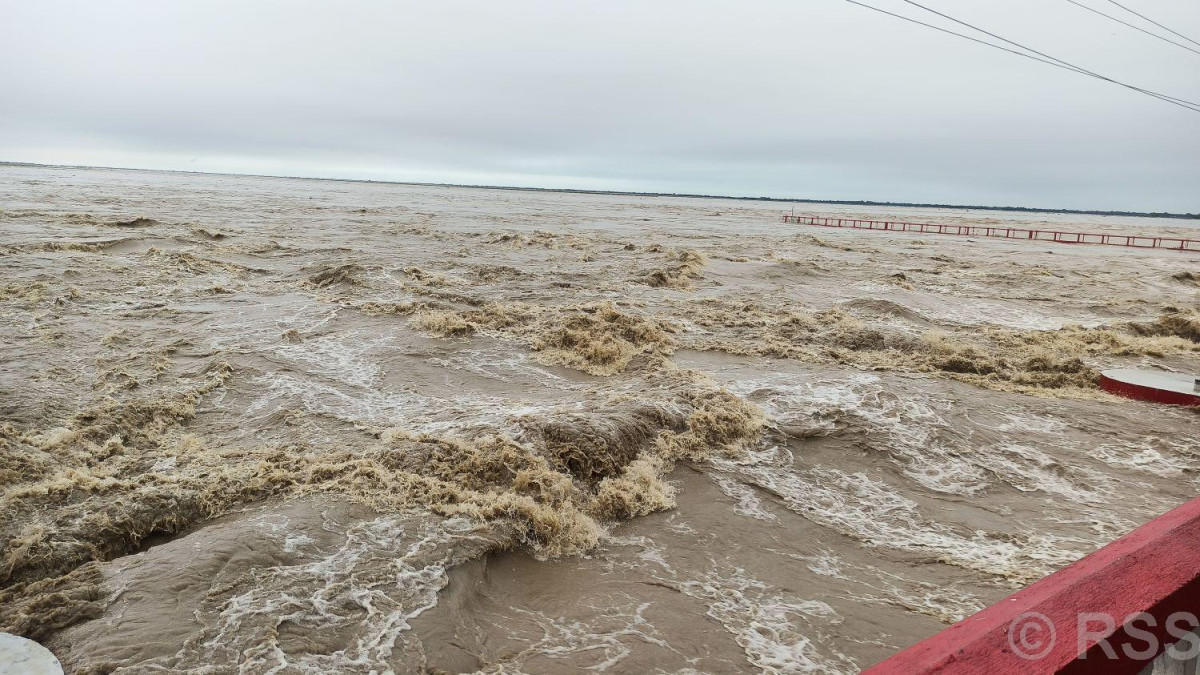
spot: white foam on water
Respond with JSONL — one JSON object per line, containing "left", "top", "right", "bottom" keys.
{"left": 472, "top": 601, "right": 678, "bottom": 673}
{"left": 271, "top": 332, "right": 386, "bottom": 389}
{"left": 428, "top": 348, "right": 582, "bottom": 389}
{"left": 603, "top": 538, "right": 855, "bottom": 674}
{"left": 989, "top": 411, "right": 1068, "bottom": 435}
{"left": 664, "top": 514, "right": 698, "bottom": 536}
{"left": 769, "top": 549, "right": 983, "bottom": 625}
{"left": 728, "top": 374, "right": 988, "bottom": 496}
{"left": 248, "top": 513, "right": 291, "bottom": 535}
{"left": 844, "top": 573, "right": 983, "bottom": 625}
{"left": 1043, "top": 514, "right": 1139, "bottom": 548}
{"left": 604, "top": 535, "right": 676, "bottom": 574}
{"left": 204, "top": 300, "right": 339, "bottom": 352}
{"left": 149, "top": 456, "right": 177, "bottom": 473}
{"left": 1091, "top": 438, "right": 1199, "bottom": 477}
{"left": 159, "top": 514, "right": 490, "bottom": 673}
{"left": 795, "top": 551, "right": 850, "bottom": 581}
{"left": 915, "top": 298, "right": 1066, "bottom": 331}
{"left": 671, "top": 568, "right": 855, "bottom": 675}
{"left": 709, "top": 473, "right": 780, "bottom": 523}
{"left": 726, "top": 373, "right": 1145, "bottom": 508}
{"left": 245, "top": 371, "right": 559, "bottom": 439}
{"left": 283, "top": 533, "right": 316, "bottom": 553}
{"left": 973, "top": 442, "right": 1110, "bottom": 504}
{"left": 245, "top": 371, "right": 436, "bottom": 429}
{"left": 714, "top": 449, "right": 1086, "bottom": 584}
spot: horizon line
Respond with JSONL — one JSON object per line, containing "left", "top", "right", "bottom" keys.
{"left": 3, "top": 160, "right": 1197, "bottom": 220}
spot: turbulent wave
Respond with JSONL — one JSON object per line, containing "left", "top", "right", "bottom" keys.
{"left": 2, "top": 166, "right": 1196, "bottom": 673}
{"left": 0, "top": 361, "right": 767, "bottom": 645}
{"left": 680, "top": 299, "right": 1199, "bottom": 398}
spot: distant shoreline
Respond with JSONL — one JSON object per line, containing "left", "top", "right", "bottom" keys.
{"left": 3, "top": 160, "right": 1197, "bottom": 221}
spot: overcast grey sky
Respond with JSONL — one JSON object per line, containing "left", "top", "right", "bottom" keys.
{"left": 1, "top": 0, "right": 1197, "bottom": 211}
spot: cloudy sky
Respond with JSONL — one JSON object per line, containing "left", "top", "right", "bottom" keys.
{"left": 1, "top": 0, "right": 1197, "bottom": 211}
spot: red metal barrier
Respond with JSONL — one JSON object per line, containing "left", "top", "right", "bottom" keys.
{"left": 864, "top": 497, "right": 1200, "bottom": 674}
{"left": 1099, "top": 369, "right": 1200, "bottom": 407}
{"left": 782, "top": 215, "right": 1200, "bottom": 252}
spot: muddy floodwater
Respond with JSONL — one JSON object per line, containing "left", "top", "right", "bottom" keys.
{"left": 1, "top": 164, "right": 1198, "bottom": 674}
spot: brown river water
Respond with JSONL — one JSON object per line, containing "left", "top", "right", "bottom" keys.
{"left": 1, "top": 164, "right": 1198, "bottom": 673}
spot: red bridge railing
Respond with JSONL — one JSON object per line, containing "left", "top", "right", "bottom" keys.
{"left": 782, "top": 215, "right": 1200, "bottom": 252}
{"left": 864, "top": 496, "right": 1200, "bottom": 674}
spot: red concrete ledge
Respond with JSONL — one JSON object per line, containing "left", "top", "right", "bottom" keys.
{"left": 864, "top": 497, "right": 1200, "bottom": 674}
{"left": 1100, "top": 369, "right": 1200, "bottom": 407}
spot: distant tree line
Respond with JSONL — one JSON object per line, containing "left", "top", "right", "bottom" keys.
{"left": 4, "top": 162, "right": 1195, "bottom": 220}
{"left": 423, "top": 184, "right": 1200, "bottom": 220}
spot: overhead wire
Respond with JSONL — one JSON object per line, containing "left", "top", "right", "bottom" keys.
{"left": 842, "top": 0, "right": 1200, "bottom": 113}
{"left": 1101, "top": 0, "right": 1200, "bottom": 49}
{"left": 893, "top": 0, "right": 1200, "bottom": 109}
{"left": 1065, "top": 0, "right": 1200, "bottom": 57}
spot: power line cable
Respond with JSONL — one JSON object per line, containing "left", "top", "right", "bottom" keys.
{"left": 893, "top": 0, "right": 1199, "bottom": 107}
{"left": 1066, "top": 0, "right": 1200, "bottom": 56}
{"left": 844, "top": 0, "right": 1091, "bottom": 71}
{"left": 878, "top": 0, "right": 1200, "bottom": 112}
{"left": 843, "top": 0, "right": 1200, "bottom": 112}
{"left": 1102, "top": 0, "right": 1200, "bottom": 49}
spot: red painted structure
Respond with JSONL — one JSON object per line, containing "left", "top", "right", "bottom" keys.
{"left": 782, "top": 215, "right": 1200, "bottom": 252}
{"left": 863, "top": 497, "right": 1200, "bottom": 674}
{"left": 1100, "top": 369, "right": 1200, "bottom": 407}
